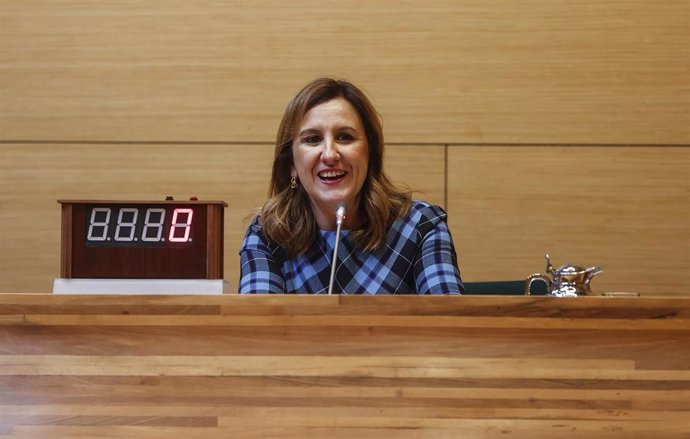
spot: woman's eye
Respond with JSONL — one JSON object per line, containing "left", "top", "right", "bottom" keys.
{"left": 337, "top": 133, "right": 354, "bottom": 142}
{"left": 303, "top": 135, "right": 321, "bottom": 144}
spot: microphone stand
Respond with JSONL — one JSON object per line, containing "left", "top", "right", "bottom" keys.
{"left": 328, "top": 203, "right": 346, "bottom": 295}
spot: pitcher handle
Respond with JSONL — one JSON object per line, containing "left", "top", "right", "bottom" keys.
{"left": 525, "top": 273, "right": 550, "bottom": 295}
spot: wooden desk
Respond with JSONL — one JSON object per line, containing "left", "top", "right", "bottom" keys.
{"left": 1, "top": 295, "right": 688, "bottom": 438}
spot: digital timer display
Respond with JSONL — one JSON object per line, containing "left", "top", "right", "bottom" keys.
{"left": 85, "top": 205, "right": 195, "bottom": 246}
{"left": 59, "top": 200, "right": 226, "bottom": 280}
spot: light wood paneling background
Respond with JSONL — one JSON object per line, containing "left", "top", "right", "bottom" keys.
{"left": 0, "top": 0, "right": 687, "bottom": 144}
{"left": 0, "top": 1, "right": 688, "bottom": 294}
{"left": 448, "top": 146, "right": 689, "bottom": 296}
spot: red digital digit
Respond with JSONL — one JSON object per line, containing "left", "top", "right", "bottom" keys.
{"left": 168, "top": 208, "right": 194, "bottom": 242}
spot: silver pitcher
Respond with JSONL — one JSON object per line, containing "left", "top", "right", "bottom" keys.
{"left": 525, "top": 254, "right": 603, "bottom": 297}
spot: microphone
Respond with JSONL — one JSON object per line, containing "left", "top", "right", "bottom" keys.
{"left": 328, "top": 202, "right": 346, "bottom": 295}
{"left": 335, "top": 202, "right": 346, "bottom": 226}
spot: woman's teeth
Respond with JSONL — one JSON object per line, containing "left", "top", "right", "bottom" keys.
{"left": 319, "top": 171, "right": 346, "bottom": 180}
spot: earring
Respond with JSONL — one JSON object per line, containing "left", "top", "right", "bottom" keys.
{"left": 290, "top": 176, "right": 298, "bottom": 189}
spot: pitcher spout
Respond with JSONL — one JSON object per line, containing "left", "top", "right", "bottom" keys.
{"left": 584, "top": 266, "right": 603, "bottom": 285}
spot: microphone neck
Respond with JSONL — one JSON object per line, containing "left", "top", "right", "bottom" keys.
{"left": 328, "top": 202, "right": 346, "bottom": 295}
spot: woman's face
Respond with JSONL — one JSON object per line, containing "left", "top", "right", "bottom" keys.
{"left": 291, "top": 97, "right": 369, "bottom": 230}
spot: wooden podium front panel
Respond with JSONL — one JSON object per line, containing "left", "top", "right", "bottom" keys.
{"left": 0, "top": 295, "right": 688, "bottom": 438}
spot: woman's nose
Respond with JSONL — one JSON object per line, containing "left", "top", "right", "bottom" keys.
{"left": 321, "top": 138, "right": 340, "bottom": 163}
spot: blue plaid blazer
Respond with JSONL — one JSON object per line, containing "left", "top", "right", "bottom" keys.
{"left": 239, "top": 201, "right": 463, "bottom": 294}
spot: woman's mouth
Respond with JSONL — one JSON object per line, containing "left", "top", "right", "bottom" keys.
{"left": 318, "top": 170, "right": 347, "bottom": 184}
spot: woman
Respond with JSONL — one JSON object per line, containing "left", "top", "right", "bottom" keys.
{"left": 239, "top": 78, "right": 463, "bottom": 294}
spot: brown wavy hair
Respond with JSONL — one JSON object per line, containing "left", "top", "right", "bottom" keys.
{"left": 259, "top": 77, "right": 412, "bottom": 256}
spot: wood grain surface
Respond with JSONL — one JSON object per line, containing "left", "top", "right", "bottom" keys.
{"left": 1, "top": 1, "right": 687, "bottom": 144}
{"left": 1, "top": 294, "right": 688, "bottom": 438}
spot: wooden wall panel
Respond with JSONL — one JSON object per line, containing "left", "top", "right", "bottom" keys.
{"left": 0, "top": 144, "right": 444, "bottom": 293}
{"left": 384, "top": 145, "right": 446, "bottom": 209}
{"left": 1, "top": 0, "right": 687, "bottom": 144}
{"left": 447, "top": 146, "right": 689, "bottom": 296}
{"left": 0, "top": 0, "right": 687, "bottom": 296}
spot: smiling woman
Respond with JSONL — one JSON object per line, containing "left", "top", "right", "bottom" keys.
{"left": 239, "top": 78, "right": 464, "bottom": 294}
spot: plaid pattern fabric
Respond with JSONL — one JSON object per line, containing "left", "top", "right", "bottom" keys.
{"left": 239, "top": 201, "right": 463, "bottom": 294}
